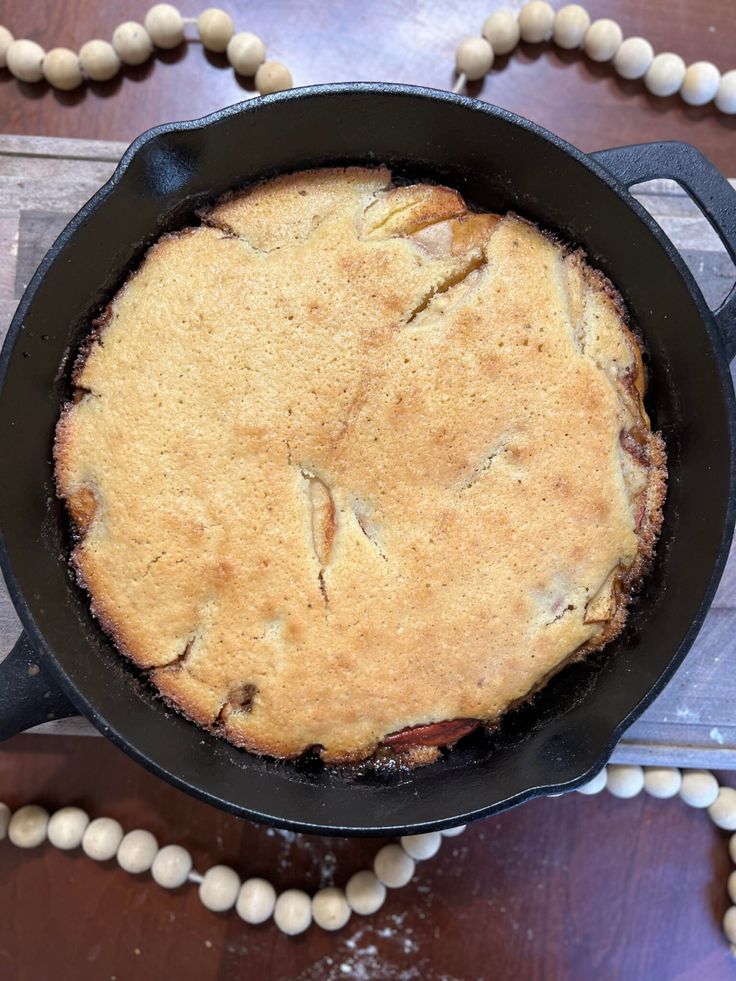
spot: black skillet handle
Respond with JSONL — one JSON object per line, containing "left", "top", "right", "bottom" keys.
{"left": 590, "top": 141, "right": 736, "bottom": 363}
{"left": 0, "top": 633, "right": 78, "bottom": 740}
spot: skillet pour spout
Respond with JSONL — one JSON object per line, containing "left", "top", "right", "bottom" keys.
{"left": 0, "top": 85, "right": 734, "bottom": 835}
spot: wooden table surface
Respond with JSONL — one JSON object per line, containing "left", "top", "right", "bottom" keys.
{"left": 1, "top": 2, "right": 736, "bottom": 979}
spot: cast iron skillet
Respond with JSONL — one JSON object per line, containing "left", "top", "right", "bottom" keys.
{"left": 0, "top": 84, "right": 735, "bottom": 836}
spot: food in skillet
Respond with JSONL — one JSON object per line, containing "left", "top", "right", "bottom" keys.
{"left": 54, "top": 167, "right": 666, "bottom": 766}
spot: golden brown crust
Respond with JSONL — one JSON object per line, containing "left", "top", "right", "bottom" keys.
{"left": 54, "top": 167, "right": 667, "bottom": 766}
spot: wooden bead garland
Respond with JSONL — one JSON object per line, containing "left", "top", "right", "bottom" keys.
{"left": 452, "top": 2, "right": 734, "bottom": 114}
{"left": 716, "top": 71, "right": 736, "bottom": 114}
{"left": 6, "top": 39, "right": 45, "bottom": 83}
{"left": 112, "top": 22, "right": 154, "bottom": 67}
{"left": 2, "top": 4, "right": 732, "bottom": 112}
{"left": 144, "top": 4, "right": 185, "bottom": 50}
{"left": 8, "top": 804, "right": 48, "bottom": 848}
{"left": 482, "top": 11, "right": 520, "bottom": 56}
{"left": 583, "top": 18, "right": 623, "bottom": 63}
{"left": 0, "top": 26, "right": 14, "bottom": 69}
{"left": 274, "top": 889, "right": 312, "bottom": 936}
{"left": 79, "top": 40, "right": 121, "bottom": 82}
{"left": 254, "top": 61, "right": 293, "bottom": 96}
{"left": 645, "top": 52, "right": 687, "bottom": 98}
{"left": 4, "top": 771, "right": 736, "bottom": 947}
{"left": 679, "top": 769, "right": 719, "bottom": 808}
{"left": 197, "top": 8, "right": 235, "bottom": 53}
{"left": 552, "top": 5, "right": 590, "bottom": 50}
{"left": 0, "top": 796, "right": 461, "bottom": 934}
{"left": 401, "top": 830, "right": 442, "bottom": 860}
{"left": 117, "top": 828, "right": 158, "bottom": 873}
{"left": 236, "top": 877, "right": 277, "bottom": 924}
{"left": 152, "top": 843, "right": 192, "bottom": 888}
{"left": 0, "top": 802, "right": 10, "bottom": 839}
{"left": 613, "top": 37, "right": 654, "bottom": 81}
{"left": 345, "top": 870, "right": 386, "bottom": 916}
{"left": 0, "top": 6, "right": 291, "bottom": 96}
{"left": 373, "top": 843, "right": 416, "bottom": 889}
{"left": 227, "top": 32, "right": 266, "bottom": 78}
{"left": 43, "top": 48, "right": 83, "bottom": 91}
{"left": 199, "top": 864, "right": 241, "bottom": 912}
{"left": 47, "top": 806, "right": 89, "bottom": 849}
{"left": 455, "top": 37, "right": 494, "bottom": 82}
{"left": 576, "top": 764, "right": 736, "bottom": 952}
{"left": 680, "top": 61, "right": 721, "bottom": 107}
{"left": 643, "top": 766, "right": 681, "bottom": 799}
{"left": 82, "top": 816, "right": 124, "bottom": 861}
{"left": 312, "top": 886, "right": 352, "bottom": 931}
{"left": 518, "top": 2, "right": 555, "bottom": 44}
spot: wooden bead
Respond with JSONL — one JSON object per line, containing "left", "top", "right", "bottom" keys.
{"left": 82, "top": 817, "right": 123, "bottom": 860}
{"left": 606, "top": 764, "right": 644, "bottom": 799}
{"left": 584, "top": 19, "right": 623, "bottom": 63}
{"left": 236, "top": 877, "right": 277, "bottom": 924}
{"left": 374, "top": 843, "right": 415, "bottom": 888}
{"left": 440, "top": 824, "right": 466, "bottom": 837}
{"left": 0, "top": 26, "right": 14, "bottom": 69}
{"left": 255, "top": 61, "right": 293, "bottom": 95}
{"left": 728, "top": 870, "right": 736, "bottom": 904}
{"left": 274, "top": 889, "right": 312, "bottom": 936}
{"left": 47, "top": 807, "right": 89, "bottom": 849}
{"left": 482, "top": 11, "right": 520, "bottom": 56}
{"left": 144, "top": 4, "right": 184, "bottom": 49}
{"left": 577, "top": 767, "right": 608, "bottom": 795}
{"left": 645, "top": 53, "right": 686, "bottom": 98}
{"left": 730, "top": 832, "right": 736, "bottom": 865}
{"left": 43, "top": 48, "right": 83, "bottom": 91}
{"left": 613, "top": 37, "right": 654, "bottom": 80}
{"left": 0, "top": 802, "right": 10, "bottom": 839}
{"left": 716, "top": 70, "right": 736, "bottom": 114}
{"left": 112, "top": 22, "right": 153, "bottom": 66}
{"left": 643, "top": 767, "right": 681, "bottom": 799}
{"left": 6, "top": 39, "right": 46, "bottom": 83}
{"left": 227, "top": 32, "right": 266, "bottom": 77}
{"left": 455, "top": 38, "right": 493, "bottom": 81}
{"left": 151, "top": 843, "right": 192, "bottom": 888}
{"left": 8, "top": 805, "right": 48, "bottom": 848}
{"left": 708, "top": 787, "right": 736, "bottom": 830}
{"left": 552, "top": 5, "right": 590, "bottom": 50}
{"left": 312, "top": 887, "right": 351, "bottom": 931}
{"left": 679, "top": 769, "right": 719, "bottom": 808}
{"left": 345, "top": 870, "right": 386, "bottom": 916}
{"left": 401, "top": 831, "right": 442, "bottom": 861}
{"left": 197, "top": 8, "right": 235, "bottom": 53}
{"left": 79, "top": 40, "right": 121, "bottom": 82}
{"left": 117, "top": 829, "right": 158, "bottom": 873}
{"left": 680, "top": 61, "right": 721, "bottom": 107}
{"left": 724, "top": 906, "right": 736, "bottom": 944}
{"left": 518, "top": 2, "right": 554, "bottom": 44}
{"left": 199, "top": 865, "right": 240, "bottom": 912}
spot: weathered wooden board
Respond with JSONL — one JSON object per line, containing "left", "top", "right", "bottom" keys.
{"left": 1, "top": 134, "right": 735, "bottom": 765}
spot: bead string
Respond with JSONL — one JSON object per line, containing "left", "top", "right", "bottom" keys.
{"left": 0, "top": 5, "right": 293, "bottom": 96}
{"left": 3, "top": 765, "right": 736, "bottom": 946}
{"left": 0, "top": 3, "right": 734, "bottom": 114}
{"left": 455, "top": 3, "right": 735, "bottom": 114}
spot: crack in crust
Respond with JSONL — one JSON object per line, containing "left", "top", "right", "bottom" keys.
{"left": 303, "top": 472, "right": 336, "bottom": 605}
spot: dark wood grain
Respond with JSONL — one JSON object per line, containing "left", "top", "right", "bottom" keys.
{"left": 0, "top": 734, "right": 735, "bottom": 981}
{"left": 1, "top": 2, "right": 735, "bottom": 979}
{"left": 0, "top": 1, "right": 734, "bottom": 170}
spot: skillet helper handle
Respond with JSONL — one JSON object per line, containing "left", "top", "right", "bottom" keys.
{"left": 591, "top": 141, "right": 736, "bottom": 362}
{"left": 0, "top": 633, "right": 78, "bottom": 740}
